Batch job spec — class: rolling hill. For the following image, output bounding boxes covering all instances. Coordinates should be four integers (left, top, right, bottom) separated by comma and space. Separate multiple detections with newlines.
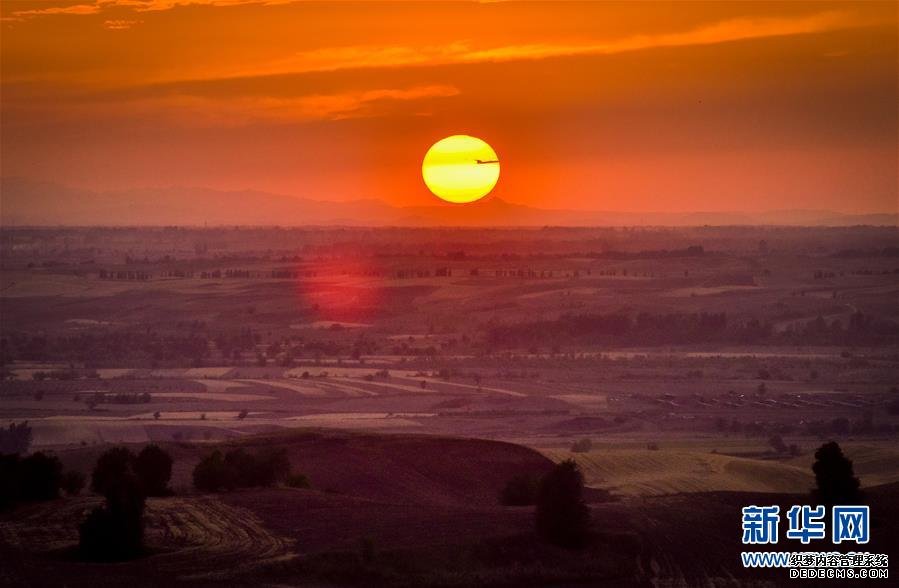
2, 177, 895, 227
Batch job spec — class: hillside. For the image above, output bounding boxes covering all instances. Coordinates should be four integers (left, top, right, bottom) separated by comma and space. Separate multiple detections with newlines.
56, 430, 557, 508
544, 443, 899, 497
3, 177, 896, 227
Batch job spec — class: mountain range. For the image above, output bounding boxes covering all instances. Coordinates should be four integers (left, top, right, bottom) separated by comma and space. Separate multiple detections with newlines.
1, 177, 895, 227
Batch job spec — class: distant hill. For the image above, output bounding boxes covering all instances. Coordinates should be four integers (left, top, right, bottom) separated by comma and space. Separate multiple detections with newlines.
0, 177, 399, 226
2, 177, 895, 227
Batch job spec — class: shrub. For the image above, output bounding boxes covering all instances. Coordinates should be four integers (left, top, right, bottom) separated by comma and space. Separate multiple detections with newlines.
570, 438, 593, 453
0, 455, 21, 508
18, 452, 63, 501
535, 460, 590, 548
61, 470, 86, 496
812, 441, 860, 505
500, 473, 540, 506
285, 473, 311, 489
257, 448, 291, 486
223, 448, 257, 487
193, 447, 293, 492
193, 450, 232, 492
0, 421, 32, 455
768, 435, 788, 454
134, 445, 172, 496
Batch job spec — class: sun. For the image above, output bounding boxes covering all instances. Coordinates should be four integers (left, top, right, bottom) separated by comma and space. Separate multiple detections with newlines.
422, 135, 499, 203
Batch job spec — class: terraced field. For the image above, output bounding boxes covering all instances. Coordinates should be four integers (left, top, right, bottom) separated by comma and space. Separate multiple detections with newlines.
146, 496, 296, 580
544, 448, 815, 496
0, 496, 295, 584
785, 443, 899, 487
545, 442, 899, 497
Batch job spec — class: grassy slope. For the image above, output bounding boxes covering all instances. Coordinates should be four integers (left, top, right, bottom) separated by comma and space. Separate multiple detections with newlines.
544, 442, 899, 497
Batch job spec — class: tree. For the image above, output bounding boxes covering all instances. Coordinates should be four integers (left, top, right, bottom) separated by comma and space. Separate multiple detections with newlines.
256, 447, 290, 486
0, 421, 32, 455
193, 450, 232, 492
285, 473, 310, 489
193, 447, 292, 492
61, 470, 86, 496
134, 445, 172, 496
79, 468, 145, 561
0, 453, 63, 507
500, 473, 540, 506
535, 460, 590, 548
91, 447, 136, 496
0, 454, 20, 509
812, 441, 860, 505
768, 435, 788, 454
18, 452, 63, 501
80, 446, 149, 560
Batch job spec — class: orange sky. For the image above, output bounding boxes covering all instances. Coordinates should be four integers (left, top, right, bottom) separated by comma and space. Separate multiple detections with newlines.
1, 0, 897, 213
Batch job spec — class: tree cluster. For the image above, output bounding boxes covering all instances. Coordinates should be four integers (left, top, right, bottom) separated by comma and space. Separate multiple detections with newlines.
79, 444, 173, 560
193, 447, 292, 492
487, 310, 899, 348
0, 421, 32, 455
1, 453, 64, 508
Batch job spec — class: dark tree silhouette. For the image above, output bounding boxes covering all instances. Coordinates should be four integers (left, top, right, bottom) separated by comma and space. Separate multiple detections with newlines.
193, 447, 292, 492
535, 459, 590, 548
0, 454, 20, 508
134, 445, 172, 496
1, 452, 63, 506
0, 421, 32, 455
257, 447, 291, 486
18, 452, 63, 501
79, 469, 145, 561
812, 441, 860, 505
193, 450, 231, 492
90, 447, 136, 496
61, 470, 86, 496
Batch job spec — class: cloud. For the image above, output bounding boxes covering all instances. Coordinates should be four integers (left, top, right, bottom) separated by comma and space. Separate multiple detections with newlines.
141, 83, 461, 125
104, 18, 142, 29
231, 10, 873, 78
9, 0, 295, 18
10, 4, 102, 17
5, 83, 461, 126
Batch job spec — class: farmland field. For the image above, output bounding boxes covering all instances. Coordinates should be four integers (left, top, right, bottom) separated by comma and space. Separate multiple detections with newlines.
2, 226, 898, 586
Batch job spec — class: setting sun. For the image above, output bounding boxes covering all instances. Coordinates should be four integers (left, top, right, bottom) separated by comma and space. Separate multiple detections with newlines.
422, 135, 499, 204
